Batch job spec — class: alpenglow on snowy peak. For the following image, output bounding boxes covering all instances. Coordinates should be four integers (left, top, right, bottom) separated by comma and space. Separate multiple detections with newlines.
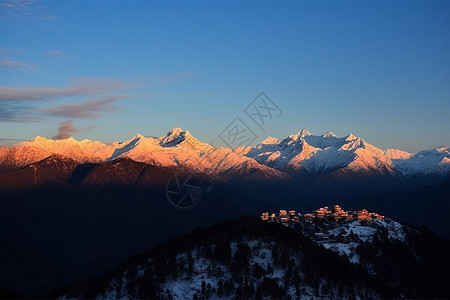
0, 127, 449, 178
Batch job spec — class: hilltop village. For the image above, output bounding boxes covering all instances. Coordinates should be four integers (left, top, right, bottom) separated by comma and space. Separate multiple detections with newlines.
261, 205, 385, 243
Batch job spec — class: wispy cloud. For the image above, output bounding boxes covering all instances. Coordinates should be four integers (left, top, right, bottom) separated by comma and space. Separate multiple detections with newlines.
0, 77, 133, 123
0, 77, 132, 101
0, 49, 30, 71
42, 95, 126, 119
0, 0, 35, 19
0, 0, 58, 20
0, 74, 193, 124
0, 59, 29, 69
42, 50, 66, 58
0, 101, 40, 122
53, 120, 94, 140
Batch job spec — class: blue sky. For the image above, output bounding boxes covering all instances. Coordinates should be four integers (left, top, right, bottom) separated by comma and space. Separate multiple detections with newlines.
0, 0, 449, 153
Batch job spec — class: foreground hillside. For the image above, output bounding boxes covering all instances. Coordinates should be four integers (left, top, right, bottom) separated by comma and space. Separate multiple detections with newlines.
53, 216, 450, 300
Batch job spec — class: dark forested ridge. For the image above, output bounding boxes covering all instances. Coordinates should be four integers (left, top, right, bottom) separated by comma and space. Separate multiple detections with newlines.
51, 217, 450, 300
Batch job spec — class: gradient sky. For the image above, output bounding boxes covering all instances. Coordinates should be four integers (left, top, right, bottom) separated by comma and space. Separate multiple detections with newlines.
1, 0, 449, 153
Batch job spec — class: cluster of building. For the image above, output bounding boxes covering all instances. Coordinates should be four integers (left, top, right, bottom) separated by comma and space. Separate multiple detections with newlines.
261, 209, 300, 223
261, 205, 386, 244
261, 205, 384, 226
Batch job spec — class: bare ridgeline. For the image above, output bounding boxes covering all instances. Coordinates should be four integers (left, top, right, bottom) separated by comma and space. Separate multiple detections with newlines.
261, 205, 386, 244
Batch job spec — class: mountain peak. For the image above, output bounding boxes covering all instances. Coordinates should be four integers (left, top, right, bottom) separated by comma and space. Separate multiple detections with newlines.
132, 133, 145, 140
436, 146, 450, 153
159, 127, 188, 146
289, 129, 311, 141
168, 127, 183, 136
65, 136, 77, 142
29, 136, 48, 143
346, 133, 357, 141
322, 131, 337, 138
260, 136, 280, 145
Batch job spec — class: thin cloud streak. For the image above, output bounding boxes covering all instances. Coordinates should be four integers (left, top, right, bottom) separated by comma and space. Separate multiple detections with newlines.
42, 50, 66, 57
0, 59, 28, 69
0, 0, 35, 19
0, 74, 193, 123
42, 95, 126, 119
0, 77, 132, 122
0, 0, 58, 20
0, 102, 41, 123
0, 77, 132, 101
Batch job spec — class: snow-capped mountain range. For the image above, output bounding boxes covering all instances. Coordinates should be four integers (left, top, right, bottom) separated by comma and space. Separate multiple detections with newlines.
1, 127, 449, 178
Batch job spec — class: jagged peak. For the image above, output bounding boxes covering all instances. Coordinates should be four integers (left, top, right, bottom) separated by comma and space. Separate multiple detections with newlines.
322, 131, 337, 138
132, 133, 145, 140
158, 127, 200, 147
436, 146, 450, 153
29, 136, 48, 142
168, 127, 183, 136
80, 138, 97, 144
159, 127, 184, 144
345, 133, 357, 141
260, 136, 280, 145
43, 136, 78, 143
289, 129, 311, 141
28, 135, 78, 145
184, 129, 193, 138
415, 146, 450, 156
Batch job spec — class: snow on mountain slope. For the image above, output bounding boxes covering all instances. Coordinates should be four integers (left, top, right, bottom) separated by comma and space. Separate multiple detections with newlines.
105, 128, 285, 179
108, 128, 214, 165
237, 132, 321, 171
0, 127, 283, 179
393, 146, 450, 176
0, 127, 448, 178
383, 149, 412, 160
305, 134, 396, 174
322, 219, 406, 264
299, 145, 356, 173
260, 136, 280, 145
0, 136, 116, 169
244, 130, 397, 175
112, 130, 207, 170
